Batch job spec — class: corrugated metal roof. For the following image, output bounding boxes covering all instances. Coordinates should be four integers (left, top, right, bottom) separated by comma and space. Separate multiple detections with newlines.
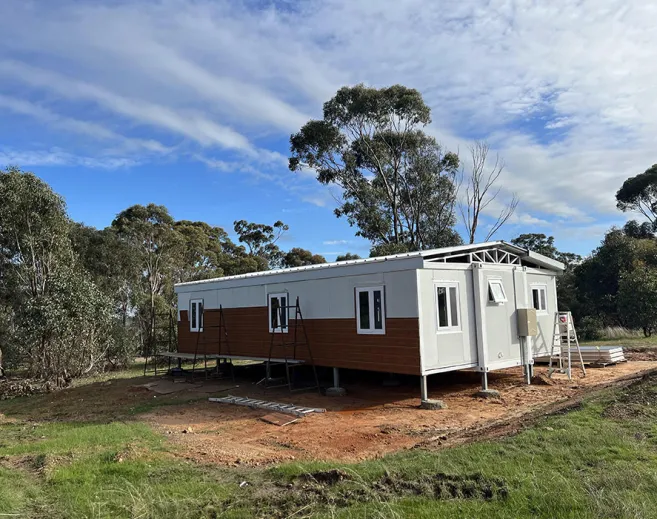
174, 240, 563, 289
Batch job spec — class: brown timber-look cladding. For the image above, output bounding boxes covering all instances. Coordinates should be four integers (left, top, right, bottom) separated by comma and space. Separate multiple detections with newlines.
178, 307, 420, 375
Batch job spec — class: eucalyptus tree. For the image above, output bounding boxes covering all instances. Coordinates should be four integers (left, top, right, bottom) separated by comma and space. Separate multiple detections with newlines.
290, 84, 462, 255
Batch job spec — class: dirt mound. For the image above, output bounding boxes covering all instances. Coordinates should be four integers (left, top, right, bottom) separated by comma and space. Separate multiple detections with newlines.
375, 471, 508, 501
0, 378, 54, 400
626, 349, 657, 362
0, 453, 72, 477
602, 373, 657, 420
531, 373, 555, 386
245, 470, 508, 518
300, 468, 351, 485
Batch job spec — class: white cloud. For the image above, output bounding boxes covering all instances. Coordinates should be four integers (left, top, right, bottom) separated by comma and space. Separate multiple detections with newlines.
1, 0, 657, 238
323, 239, 351, 245
0, 148, 138, 169
0, 60, 253, 153
0, 94, 168, 154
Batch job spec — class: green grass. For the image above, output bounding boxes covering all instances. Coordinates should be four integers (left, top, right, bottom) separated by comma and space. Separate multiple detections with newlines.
582, 334, 657, 349
2, 374, 657, 517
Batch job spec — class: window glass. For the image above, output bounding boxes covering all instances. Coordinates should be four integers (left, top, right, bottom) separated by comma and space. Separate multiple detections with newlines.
359, 290, 370, 329
270, 296, 280, 329
436, 284, 460, 330
532, 287, 547, 312
280, 296, 287, 329
437, 286, 448, 327
269, 294, 288, 332
449, 286, 458, 326
356, 287, 385, 334
373, 290, 383, 329
488, 280, 506, 303
190, 300, 203, 332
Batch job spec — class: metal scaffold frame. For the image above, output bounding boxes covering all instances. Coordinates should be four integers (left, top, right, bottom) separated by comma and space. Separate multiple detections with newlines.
264, 296, 320, 393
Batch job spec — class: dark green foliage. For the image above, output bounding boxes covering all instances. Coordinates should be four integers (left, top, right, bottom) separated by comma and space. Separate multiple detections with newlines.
335, 253, 361, 262
576, 315, 604, 341
0, 167, 116, 381
574, 229, 657, 327
15, 265, 115, 381
282, 248, 326, 268
111, 204, 182, 356
70, 223, 139, 330
511, 233, 559, 258
290, 84, 462, 252
511, 233, 582, 267
0, 167, 328, 376
233, 219, 289, 269
369, 241, 416, 257
616, 164, 657, 222
618, 266, 657, 336
173, 221, 226, 282
622, 219, 655, 239
511, 234, 582, 312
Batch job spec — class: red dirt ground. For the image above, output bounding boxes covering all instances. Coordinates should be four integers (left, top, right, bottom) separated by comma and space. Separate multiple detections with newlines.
143, 360, 657, 466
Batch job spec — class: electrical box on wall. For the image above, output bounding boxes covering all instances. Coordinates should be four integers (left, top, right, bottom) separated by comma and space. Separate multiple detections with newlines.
517, 308, 538, 337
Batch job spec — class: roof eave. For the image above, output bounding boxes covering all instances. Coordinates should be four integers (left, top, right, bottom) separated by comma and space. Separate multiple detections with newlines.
525, 250, 565, 272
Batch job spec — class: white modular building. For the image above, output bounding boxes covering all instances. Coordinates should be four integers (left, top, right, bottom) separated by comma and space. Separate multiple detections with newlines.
174, 242, 563, 397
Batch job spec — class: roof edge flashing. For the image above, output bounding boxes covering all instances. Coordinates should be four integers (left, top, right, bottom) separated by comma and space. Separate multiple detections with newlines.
174, 241, 563, 290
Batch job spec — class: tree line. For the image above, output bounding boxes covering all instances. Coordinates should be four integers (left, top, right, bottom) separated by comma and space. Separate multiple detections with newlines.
509, 164, 657, 339
0, 84, 519, 383
289, 84, 657, 339
2, 83, 652, 383
0, 168, 332, 382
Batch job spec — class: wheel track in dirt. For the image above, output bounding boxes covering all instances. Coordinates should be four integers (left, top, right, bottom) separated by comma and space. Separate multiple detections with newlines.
416, 366, 657, 450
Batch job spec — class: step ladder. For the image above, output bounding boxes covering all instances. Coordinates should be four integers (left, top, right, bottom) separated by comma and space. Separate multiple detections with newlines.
548, 311, 586, 380
264, 296, 321, 394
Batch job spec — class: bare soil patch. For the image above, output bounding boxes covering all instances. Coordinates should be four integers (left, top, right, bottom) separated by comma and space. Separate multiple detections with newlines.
625, 348, 657, 362
4, 360, 656, 467
142, 361, 657, 466
602, 370, 657, 420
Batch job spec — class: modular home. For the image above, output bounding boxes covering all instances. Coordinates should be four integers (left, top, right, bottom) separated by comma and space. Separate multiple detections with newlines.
174, 242, 563, 399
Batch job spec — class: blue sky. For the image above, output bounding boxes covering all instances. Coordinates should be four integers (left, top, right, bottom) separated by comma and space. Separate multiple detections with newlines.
2, 0, 654, 258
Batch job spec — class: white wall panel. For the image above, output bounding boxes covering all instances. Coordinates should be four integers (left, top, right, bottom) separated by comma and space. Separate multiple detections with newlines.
418, 268, 478, 373
178, 269, 419, 319
527, 271, 558, 356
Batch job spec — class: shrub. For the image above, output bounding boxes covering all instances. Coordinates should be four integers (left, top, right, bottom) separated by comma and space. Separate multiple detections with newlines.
577, 316, 604, 341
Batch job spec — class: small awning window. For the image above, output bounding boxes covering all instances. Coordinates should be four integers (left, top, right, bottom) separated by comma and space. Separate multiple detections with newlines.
488, 279, 507, 303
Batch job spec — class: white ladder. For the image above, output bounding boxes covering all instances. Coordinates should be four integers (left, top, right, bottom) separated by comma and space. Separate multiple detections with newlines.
548, 312, 586, 380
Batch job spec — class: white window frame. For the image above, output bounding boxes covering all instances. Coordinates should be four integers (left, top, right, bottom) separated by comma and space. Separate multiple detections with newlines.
189, 299, 204, 332
268, 292, 289, 333
488, 279, 507, 304
531, 285, 548, 314
435, 282, 461, 333
355, 286, 386, 335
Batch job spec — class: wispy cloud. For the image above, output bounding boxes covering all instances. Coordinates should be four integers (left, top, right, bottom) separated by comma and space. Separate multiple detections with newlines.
0, 94, 168, 154
323, 239, 351, 245
0, 60, 253, 152
1, 0, 657, 238
0, 147, 138, 169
